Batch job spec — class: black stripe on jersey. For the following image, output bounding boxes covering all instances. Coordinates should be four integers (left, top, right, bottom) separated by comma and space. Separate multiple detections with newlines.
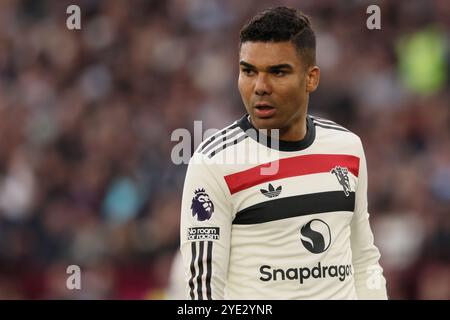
200, 123, 238, 152
206, 241, 213, 300
196, 241, 205, 300
233, 191, 355, 225
311, 116, 339, 126
312, 117, 349, 130
313, 122, 350, 133
202, 127, 241, 155
189, 242, 196, 299
207, 133, 247, 158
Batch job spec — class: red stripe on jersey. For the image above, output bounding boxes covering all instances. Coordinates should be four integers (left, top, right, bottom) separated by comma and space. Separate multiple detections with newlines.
224, 154, 360, 195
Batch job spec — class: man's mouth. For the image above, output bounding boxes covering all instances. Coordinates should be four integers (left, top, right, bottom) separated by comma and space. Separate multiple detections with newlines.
254, 104, 276, 118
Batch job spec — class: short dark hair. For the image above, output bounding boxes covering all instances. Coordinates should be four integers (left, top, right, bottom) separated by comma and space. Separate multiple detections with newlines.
239, 6, 316, 67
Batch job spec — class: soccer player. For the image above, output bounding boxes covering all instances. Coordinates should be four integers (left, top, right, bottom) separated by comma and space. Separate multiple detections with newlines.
180, 6, 388, 299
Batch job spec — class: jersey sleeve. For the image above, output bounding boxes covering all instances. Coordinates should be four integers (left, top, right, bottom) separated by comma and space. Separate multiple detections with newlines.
350, 139, 388, 299
180, 152, 233, 300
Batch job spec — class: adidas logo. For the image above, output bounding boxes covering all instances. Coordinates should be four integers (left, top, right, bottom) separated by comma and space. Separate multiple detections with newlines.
260, 183, 282, 198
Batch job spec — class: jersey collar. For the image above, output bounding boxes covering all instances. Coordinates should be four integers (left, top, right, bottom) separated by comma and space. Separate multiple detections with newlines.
236, 114, 316, 152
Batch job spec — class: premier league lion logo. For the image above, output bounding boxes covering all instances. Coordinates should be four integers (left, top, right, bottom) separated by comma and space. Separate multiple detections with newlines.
191, 188, 214, 221
331, 166, 351, 197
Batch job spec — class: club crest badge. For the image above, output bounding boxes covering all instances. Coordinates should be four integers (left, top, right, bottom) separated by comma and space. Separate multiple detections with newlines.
331, 166, 351, 197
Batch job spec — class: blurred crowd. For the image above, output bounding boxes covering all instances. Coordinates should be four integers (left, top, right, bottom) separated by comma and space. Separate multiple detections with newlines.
0, 0, 449, 299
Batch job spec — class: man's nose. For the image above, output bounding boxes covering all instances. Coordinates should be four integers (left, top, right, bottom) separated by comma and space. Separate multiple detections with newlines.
255, 73, 272, 96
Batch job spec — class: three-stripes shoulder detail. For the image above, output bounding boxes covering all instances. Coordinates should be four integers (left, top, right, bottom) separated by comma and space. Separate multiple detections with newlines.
310, 116, 351, 133
198, 122, 247, 159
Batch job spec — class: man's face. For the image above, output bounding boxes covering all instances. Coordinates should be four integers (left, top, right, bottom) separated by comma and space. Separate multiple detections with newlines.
238, 41, 316, 131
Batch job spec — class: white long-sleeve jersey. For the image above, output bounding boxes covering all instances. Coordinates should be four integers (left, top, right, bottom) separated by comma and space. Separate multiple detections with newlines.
180, 114, 388, 300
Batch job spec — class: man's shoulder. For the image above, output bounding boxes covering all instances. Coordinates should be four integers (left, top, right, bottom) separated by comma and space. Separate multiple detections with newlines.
309, 114, 364, 155
193, 117, 247, 160
310, 115, 360, 139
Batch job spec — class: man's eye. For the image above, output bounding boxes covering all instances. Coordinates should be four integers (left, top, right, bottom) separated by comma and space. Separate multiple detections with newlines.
242, 68, 255, 76
272, 70, 285, 77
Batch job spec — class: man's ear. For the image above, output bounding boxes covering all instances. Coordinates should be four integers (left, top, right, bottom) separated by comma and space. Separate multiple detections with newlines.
306, 66, 320, 93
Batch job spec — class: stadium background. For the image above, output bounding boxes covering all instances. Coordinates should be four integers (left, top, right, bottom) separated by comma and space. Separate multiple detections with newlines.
0, 0, 449, 299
